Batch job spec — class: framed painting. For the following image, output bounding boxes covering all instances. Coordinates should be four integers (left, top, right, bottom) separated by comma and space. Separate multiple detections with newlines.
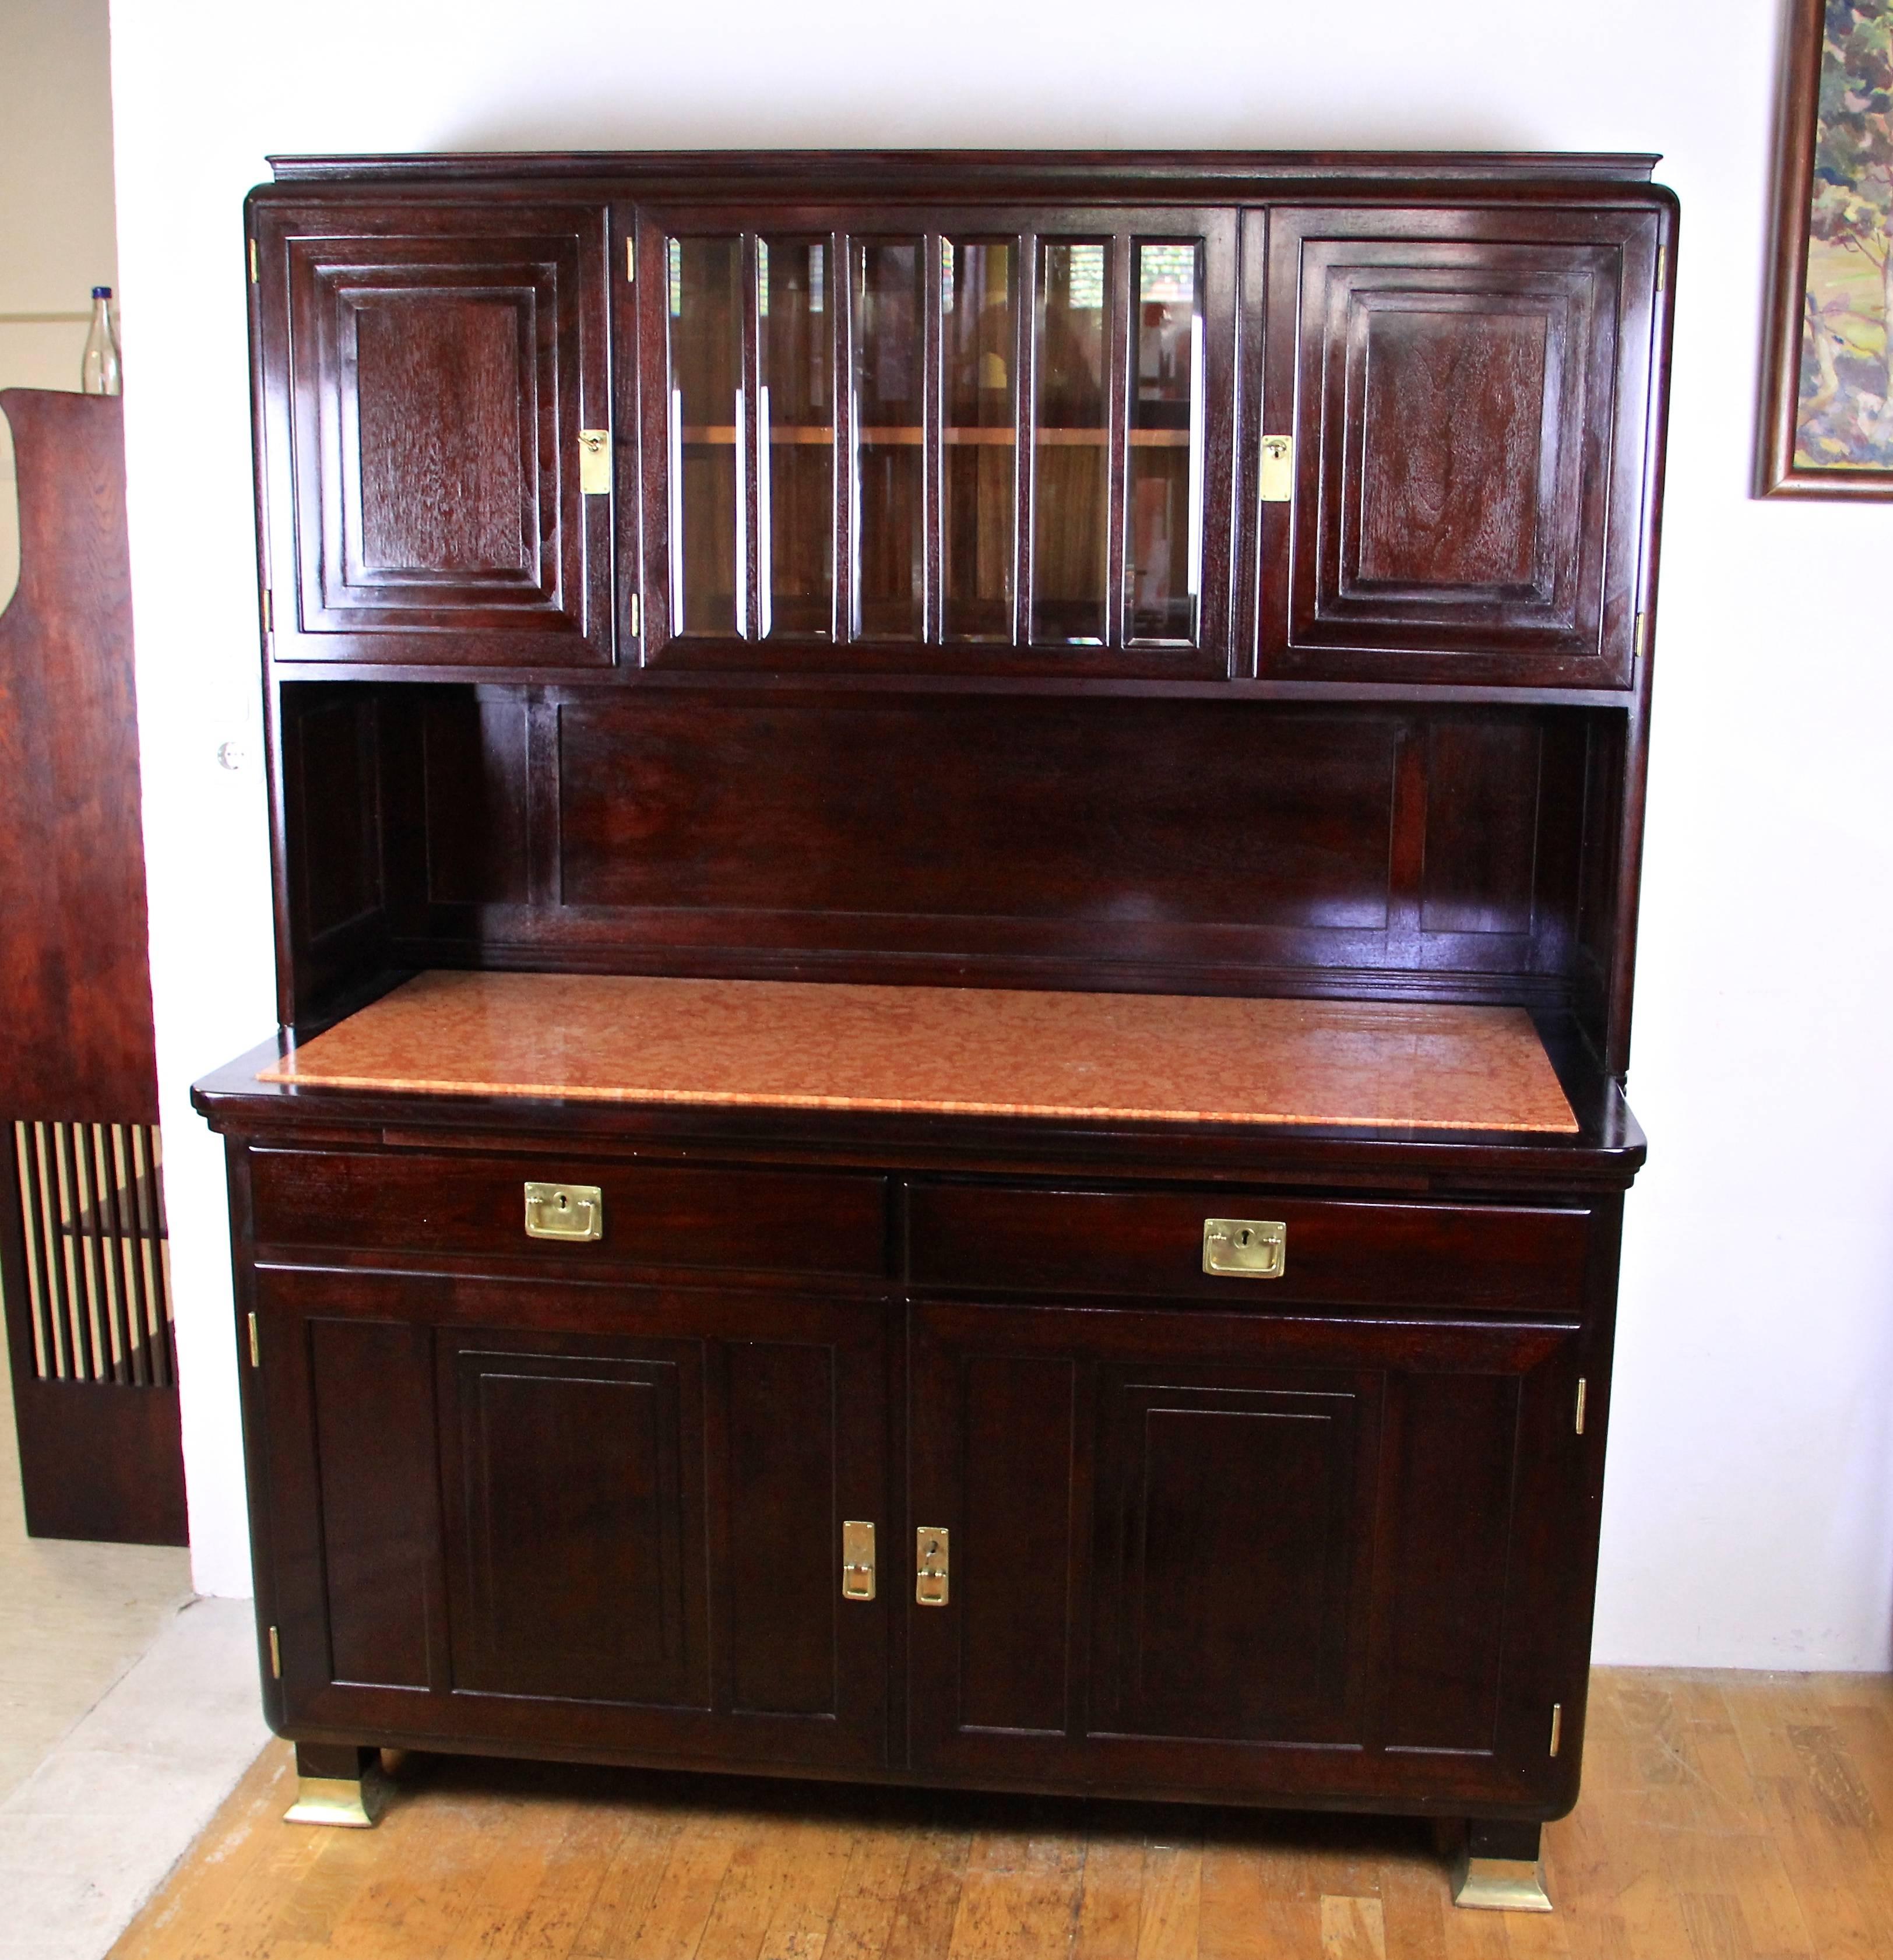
1760, 0, 1893, 497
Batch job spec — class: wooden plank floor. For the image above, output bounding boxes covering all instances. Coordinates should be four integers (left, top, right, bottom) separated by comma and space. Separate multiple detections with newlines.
109, 1670, 1893, 1960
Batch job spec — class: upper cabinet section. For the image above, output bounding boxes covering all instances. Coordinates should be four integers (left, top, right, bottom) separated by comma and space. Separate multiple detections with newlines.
253, 202, 613, 671
1254, 206, 1663, 689
634, 207, 1237, 678
248, 157, 1672, 691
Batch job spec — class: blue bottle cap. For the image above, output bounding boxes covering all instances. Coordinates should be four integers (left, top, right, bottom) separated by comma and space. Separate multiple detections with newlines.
92, 286, 111, 298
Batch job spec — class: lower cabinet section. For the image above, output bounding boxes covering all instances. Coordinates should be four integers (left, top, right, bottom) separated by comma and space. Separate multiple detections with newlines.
252, 1268, 889, 1772
247, 1262, 1591, 1814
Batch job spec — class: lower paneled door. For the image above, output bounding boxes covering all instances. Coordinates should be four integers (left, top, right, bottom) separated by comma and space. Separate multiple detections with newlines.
249, 1268, 889, 1773
906, 1300, 1583, 1808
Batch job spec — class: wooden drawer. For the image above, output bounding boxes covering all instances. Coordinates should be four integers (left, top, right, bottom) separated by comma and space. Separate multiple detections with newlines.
905, 1184, 1588, 1314
249, 1149, 889, 1278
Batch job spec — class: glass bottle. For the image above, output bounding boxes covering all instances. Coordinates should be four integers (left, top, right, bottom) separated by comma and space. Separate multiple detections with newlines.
80, 287, 121, 396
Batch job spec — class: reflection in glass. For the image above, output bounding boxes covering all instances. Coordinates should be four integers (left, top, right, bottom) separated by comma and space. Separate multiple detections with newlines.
852, 241, 924, 640
1128, 241, 1204, 642
667, 237, 745, 636
1032, 240, 1111, 645
942, 241, 1016, 642
758, 238, 832, 638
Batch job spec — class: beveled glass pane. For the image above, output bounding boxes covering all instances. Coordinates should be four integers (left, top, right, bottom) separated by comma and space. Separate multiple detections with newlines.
1032, 240, 1111, 645
943, 240, 1016, 642
667, 237, 744, 636
758, 238, 833, 639
1128, 241, 1204, 642
852, 240, 924, 641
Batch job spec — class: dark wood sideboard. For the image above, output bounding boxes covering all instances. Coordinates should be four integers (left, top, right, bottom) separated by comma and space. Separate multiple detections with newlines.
192, 149, 1674, 1913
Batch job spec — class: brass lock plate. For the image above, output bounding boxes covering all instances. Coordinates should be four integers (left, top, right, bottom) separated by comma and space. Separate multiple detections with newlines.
578, 428, 611, 495
523, 1181, 603, 1242
1258, 434, 1293, 502
916, 1525, 950, 1606
841, 1519, 877, 1600
1202, 1217, 1286, 1278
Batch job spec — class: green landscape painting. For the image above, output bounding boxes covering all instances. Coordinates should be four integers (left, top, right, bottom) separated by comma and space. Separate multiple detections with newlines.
1796, 2, 1893, 469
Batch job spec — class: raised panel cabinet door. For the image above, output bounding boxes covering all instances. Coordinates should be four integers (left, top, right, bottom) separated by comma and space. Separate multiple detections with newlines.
244, 1265, 886, 1773
435, 1293, 890, 1772
255, 202, 613, 669
907, 1300, 1586, 1809
1255, 206, 1660, 687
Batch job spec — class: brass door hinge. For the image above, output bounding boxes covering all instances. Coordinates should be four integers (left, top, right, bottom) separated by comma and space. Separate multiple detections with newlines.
249, 238, 259, 285
579, 430, 611, 496
247, 1312, 260, 1368
1258, 434, 1293, 503
268, 1626, 282, 1679
841, 1520, 876, 1600
1633, 611, 1648, 661
916, 1526, 950, 1606
1549, 1702, 1563, 1757
1656, 244, 1667, 293
629, 593, 640, 637
1575, 1378, 1587, 1435
261, 589, 273, 636
627, 237, 635, 284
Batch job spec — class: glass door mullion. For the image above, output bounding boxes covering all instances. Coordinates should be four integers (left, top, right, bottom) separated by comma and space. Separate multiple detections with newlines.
741, 232, 763, 642
836, 231, 857, 639
1105, 231, 1134, 652
922, 234, 945, 645
828, 230, 848, 644
1014, 229, 1039, 648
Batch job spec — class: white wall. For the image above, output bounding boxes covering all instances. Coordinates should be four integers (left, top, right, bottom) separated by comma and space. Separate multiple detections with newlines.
0, 0, 118, 608
108, 0, 1893, 1662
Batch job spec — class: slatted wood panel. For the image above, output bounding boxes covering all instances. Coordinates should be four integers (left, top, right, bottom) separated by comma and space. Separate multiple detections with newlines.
105, 1669, 1893, 1960
8, 1121, 174, 1388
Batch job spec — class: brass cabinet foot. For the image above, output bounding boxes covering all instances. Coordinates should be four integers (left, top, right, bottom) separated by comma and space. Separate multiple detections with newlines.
283, 1772, 385, 1827
1451, 1820, 1550, 1910
1450, 1850, 1552, 1911
284, 1744, 386, 1828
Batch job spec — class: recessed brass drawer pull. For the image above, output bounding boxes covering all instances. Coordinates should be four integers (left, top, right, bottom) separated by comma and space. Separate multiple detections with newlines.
523, 1181, 603, 1241
1202, 1217, 1286, 1278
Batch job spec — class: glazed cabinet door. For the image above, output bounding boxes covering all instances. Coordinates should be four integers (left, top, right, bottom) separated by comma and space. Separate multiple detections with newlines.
247, 1267, 887, 1773
907, 1300, 1586, 1808
253, 202, 614, 671
634, 206, 1237, 677
1254, 205, 1661, 688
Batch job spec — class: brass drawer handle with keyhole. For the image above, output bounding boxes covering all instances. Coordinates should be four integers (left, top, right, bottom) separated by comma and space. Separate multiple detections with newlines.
523, 1182, 604, 1242
1202, 1217, 1286, 1278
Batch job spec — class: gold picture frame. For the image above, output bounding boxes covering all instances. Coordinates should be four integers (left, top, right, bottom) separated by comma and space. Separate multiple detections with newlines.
1759, 0, 1893, 497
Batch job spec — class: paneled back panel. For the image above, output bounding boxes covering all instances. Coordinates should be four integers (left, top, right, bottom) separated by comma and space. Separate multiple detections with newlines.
272, 684, 1610, 1021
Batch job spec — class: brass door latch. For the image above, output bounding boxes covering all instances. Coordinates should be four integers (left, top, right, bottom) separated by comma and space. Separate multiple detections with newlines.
916, 1526, 950, 1606
841, 1520, 877, 1600
1202, 1217, 1286, 1278
579, 429, 611, 495
523, 1182, 603, 1241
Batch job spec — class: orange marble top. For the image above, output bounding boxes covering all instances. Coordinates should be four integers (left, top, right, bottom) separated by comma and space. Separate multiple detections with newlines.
258, 972, 1578, 1134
